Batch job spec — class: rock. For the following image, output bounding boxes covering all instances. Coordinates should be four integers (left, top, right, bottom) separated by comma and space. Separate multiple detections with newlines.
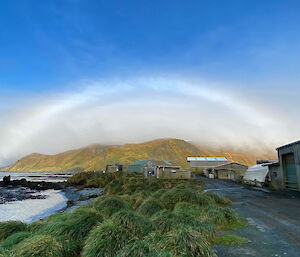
3, 175, 11, 185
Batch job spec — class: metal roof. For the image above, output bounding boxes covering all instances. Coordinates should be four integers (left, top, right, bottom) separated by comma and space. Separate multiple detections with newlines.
187, 157, 228, 162
276, 140, 300, 150
128, 160, 151, 166
128, 159, 180, 168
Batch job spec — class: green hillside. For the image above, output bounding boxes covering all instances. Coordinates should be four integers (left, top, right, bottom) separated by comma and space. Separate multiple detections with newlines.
0, 138, 276, 172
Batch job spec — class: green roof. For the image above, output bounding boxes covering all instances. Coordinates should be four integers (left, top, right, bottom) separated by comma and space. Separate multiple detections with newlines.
128, 160, 151, 166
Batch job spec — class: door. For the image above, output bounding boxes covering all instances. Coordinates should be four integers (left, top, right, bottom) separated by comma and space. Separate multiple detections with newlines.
283, 153, 298, 191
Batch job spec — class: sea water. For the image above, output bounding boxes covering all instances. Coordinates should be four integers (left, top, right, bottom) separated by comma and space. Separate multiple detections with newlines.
0, 189, 67, 223
0, 171, 71, 223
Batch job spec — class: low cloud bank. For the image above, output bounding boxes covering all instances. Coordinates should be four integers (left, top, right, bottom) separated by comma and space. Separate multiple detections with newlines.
0, 75, 298, 166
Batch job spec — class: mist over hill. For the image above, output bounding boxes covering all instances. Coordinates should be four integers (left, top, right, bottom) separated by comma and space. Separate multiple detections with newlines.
0, 138, 277, 172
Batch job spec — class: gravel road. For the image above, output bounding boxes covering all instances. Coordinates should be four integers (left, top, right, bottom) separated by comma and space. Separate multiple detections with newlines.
197, 176, 300, 257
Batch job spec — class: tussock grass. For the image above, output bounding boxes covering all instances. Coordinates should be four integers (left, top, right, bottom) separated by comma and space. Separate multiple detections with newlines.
152, 210, 187, 233
91, 195, 131, 218
160, 187, 211, 210
121, 191, 146, 210
206, 206, 227, 226
0, 221, 27, 241
82, 221, 132, 257
151, 189, 168, 199
111, 210, 153, 238
222, 207, 240, 223
0, 246, 10, 257
157, 228, 217, 257
223, 220, 248, 231
213, 234, 247, 245
37, 208, 103, 242
152, 210, 216, 241
206, 206, 241, 228
12, 234, 64, 257
137, 198, 165, 218
4, 172, 243, 256
115, 239, 172, 257
0, 232, 33, 250
27, 220, 46, 233
204, 192, 232, 206
174, 202, 206, 219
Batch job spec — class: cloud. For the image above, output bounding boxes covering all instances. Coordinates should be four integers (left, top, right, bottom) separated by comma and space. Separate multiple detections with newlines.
0, 75, 298, 167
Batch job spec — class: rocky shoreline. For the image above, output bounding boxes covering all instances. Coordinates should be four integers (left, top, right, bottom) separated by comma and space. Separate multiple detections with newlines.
0, 176, 66, 204
0, 175, 103, 220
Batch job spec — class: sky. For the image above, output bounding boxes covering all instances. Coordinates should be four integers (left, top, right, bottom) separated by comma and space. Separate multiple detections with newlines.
1, 0, 300, 166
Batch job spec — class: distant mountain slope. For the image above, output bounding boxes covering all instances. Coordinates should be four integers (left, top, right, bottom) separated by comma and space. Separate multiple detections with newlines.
0, 139, 276, 172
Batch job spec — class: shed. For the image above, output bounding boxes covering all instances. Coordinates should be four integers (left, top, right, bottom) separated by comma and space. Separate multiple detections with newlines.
127, 160, 182, 178
263, 162, 280, 190
275, 140, 300, 191
187, 157, 228, 174
205, 162, 248, 182
105, 163, 127, 173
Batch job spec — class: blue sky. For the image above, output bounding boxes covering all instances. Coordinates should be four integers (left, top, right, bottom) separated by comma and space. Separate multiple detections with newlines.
1, 0, 300, 91
0, 1, 300, 166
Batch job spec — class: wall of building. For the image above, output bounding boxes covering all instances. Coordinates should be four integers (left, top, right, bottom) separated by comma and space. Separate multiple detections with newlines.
269, 165, 281, 190
277, 144, 300, 191
204, 163, 247, 182
128, 164, 143, 173
157, 168, 190, 179
189, 161, 228, 175
188, 161, 228, 168
143, 161, 157, 178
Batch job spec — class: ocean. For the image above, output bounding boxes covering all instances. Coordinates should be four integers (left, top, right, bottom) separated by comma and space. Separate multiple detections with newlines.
0, 171, 72, 223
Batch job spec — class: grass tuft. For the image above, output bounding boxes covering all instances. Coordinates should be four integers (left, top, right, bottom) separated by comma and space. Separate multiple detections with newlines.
213, 234, 247, 245
137, 198, 164, 218
111, 210, 154, 238
0, 221, 27, 241
12, 234, 64, 257
203, 192, 232, 206
37, 208, 102, 243
82, 221, 132, 257
160, 187, 211, 210
91, 195, 131, 218
0, 232, 33, 250
223, 220, 248, 231
158, 228, 217, 257
115, 239, 172, 257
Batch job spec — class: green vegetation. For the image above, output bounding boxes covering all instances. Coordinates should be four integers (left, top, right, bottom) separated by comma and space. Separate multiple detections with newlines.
0, 221, 27, 241
82, 221, 131, 257
213, 234, 247, 245
0, 172, 247, 256
115, 239, 172, 257
156, 228, 216, 257
137, 198, 164, 217
13, 234, 64, 257
223, 220, 248, 231
0, 231, 33, 250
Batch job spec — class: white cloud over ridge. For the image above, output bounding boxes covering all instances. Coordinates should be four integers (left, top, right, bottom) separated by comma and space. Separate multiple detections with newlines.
0, 75, 298, 167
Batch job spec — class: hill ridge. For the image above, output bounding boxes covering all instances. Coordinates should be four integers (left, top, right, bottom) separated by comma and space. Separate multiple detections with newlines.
0, 138, 276, 172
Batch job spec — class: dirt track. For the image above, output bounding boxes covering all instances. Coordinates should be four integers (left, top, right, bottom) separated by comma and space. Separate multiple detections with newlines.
197, 176, 300, 257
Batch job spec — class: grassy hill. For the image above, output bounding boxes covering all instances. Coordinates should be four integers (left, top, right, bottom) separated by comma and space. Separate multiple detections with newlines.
0, 138, 276, 172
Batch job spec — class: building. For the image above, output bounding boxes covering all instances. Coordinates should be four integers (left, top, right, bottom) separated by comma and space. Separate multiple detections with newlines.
270, 140, 300, 191
157, 168, 191, 179
204, 162, 248, 182
127, 160, 189, 179
187, 157, 228, 174
105, 163, 127, 173
265, 162, 280, 189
